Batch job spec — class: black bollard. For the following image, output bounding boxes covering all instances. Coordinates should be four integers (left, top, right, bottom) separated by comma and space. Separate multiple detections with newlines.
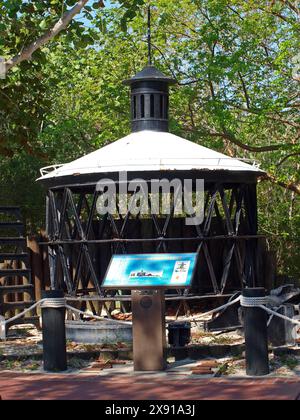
243, 288, 269, 376
41, 290, 67, 372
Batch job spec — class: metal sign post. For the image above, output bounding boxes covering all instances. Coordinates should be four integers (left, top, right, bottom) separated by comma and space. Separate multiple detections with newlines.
132, 289, 166, 371
102, 253, 197, 372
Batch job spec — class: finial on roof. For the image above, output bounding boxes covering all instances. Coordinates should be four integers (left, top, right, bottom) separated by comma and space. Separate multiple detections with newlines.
147, 4, 152, 66
122, 2, 176, 133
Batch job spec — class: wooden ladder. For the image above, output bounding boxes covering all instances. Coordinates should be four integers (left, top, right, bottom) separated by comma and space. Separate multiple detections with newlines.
0, 207, 40, 331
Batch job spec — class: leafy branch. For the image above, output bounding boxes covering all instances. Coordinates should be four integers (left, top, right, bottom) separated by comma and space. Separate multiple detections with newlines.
4, 0, 104, 73
261, 173, 300, 196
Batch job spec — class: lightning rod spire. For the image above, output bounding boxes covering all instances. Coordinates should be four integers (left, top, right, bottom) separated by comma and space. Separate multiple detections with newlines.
147, 4, 152, 66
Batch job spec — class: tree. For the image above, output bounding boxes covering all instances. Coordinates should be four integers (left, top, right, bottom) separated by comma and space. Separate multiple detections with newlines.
2, 0, 95, 73
0, 0, 145, 74
0, 0, 145, 157
0, 0, 143, 228
0, 0, 299, 276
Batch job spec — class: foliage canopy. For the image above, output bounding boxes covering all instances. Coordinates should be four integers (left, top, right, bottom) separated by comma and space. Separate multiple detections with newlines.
0, 0, 299, 276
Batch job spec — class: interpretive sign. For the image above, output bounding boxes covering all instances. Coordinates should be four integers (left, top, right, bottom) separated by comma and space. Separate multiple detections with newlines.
102, 253, 198, 289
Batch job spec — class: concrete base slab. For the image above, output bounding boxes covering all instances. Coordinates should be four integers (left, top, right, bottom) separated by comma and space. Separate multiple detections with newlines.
65, 321, 132, 345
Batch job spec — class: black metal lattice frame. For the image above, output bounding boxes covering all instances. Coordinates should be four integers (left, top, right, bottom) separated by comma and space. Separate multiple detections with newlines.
43, 180, 263, 305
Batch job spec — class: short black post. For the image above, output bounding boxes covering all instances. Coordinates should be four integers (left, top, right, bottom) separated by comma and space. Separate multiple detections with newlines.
41, 290, 67, 372
243, 288, 269, 376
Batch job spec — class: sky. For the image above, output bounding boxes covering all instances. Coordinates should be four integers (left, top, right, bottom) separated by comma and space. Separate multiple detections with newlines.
74, 0, 114, 28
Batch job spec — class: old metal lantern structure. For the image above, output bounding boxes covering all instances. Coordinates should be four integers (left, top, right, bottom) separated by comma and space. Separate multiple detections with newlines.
38, 14, 266, 308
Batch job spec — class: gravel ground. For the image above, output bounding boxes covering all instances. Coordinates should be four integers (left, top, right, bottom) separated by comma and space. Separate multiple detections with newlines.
1, 324, 300, 378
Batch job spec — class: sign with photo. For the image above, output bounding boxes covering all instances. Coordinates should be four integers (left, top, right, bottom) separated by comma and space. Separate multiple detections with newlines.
102, 253, 198, 289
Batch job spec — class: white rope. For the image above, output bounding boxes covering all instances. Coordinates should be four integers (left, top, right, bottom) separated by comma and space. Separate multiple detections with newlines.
239, 296, 300, 328
182, 295, 300, 331
1, 298, 66, 327
267, 305, 284, 327
40, 298, 66, 309
259, 305, 300, 327
0, 299, 48, 340
2, 299, 47, 325
1, 293, 300, 341
267, 312, 275, 328
64, 304, 132, 326
240, 295, 268, 307
180, 295, 242, 323
1, 295, 242, 329
0, 297, 131, 340
65, 304, 103, 320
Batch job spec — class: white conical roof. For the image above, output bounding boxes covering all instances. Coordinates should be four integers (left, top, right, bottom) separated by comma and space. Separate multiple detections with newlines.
38, 130, 263, 182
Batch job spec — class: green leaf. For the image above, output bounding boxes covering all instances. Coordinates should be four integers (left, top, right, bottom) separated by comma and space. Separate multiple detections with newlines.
39, 19, 48, 30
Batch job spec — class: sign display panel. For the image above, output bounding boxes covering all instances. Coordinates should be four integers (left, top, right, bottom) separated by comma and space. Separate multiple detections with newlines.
102, 253, 198, 289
